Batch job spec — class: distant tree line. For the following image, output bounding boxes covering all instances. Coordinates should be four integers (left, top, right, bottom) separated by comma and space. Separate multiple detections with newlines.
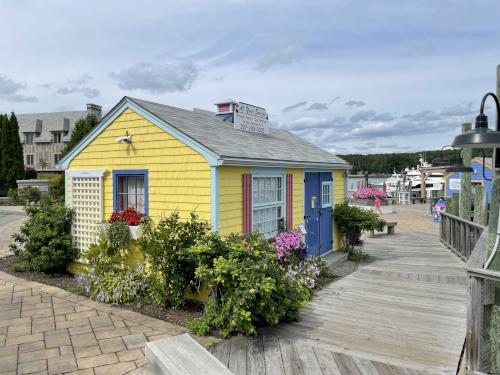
0, 113, 25, 195
340, 149, 493, 174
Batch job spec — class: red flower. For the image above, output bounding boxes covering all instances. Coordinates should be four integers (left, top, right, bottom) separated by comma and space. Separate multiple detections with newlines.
109, 207, 143, 226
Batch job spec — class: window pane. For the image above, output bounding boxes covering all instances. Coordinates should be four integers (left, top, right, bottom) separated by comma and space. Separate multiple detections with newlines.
128, 177, 136, 195
118, 176, 126, 194
137, 177, 145, 194
136, 195, 145, 213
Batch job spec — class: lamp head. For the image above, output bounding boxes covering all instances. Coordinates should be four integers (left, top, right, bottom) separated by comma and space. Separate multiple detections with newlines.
444, 162, 474, 173
452, 92, 500, 148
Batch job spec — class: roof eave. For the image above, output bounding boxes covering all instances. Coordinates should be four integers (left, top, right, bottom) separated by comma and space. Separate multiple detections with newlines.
219, 157, 351, 170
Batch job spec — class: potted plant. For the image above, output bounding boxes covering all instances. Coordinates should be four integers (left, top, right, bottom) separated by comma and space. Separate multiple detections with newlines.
109, 207, 145, 240
351, 187, 390, 206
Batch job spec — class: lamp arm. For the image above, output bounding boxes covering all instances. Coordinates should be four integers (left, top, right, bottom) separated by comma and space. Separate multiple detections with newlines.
479, 92, 500, 131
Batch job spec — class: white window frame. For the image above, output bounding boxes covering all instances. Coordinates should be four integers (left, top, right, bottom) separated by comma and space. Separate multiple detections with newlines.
53, 132, 62, 144
321, 181, 333, 208
251, 173, 286, 237
25, 133, 34, 145
26, 154, 34, 166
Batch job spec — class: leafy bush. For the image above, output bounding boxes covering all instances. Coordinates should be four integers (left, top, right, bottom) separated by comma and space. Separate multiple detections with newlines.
75, 224, 148, 304
352, 188, 389, 199
109, 207, 144, 226
8, 187, 42, 205
76, 265, 149, 304
333, 201, 385, 251
137, 211, 212, 308
10, 196, 78, 272
49, 174, 65, 200
187, 233, 310, 337
106, 220, 131, 256
24, 166, 37, 179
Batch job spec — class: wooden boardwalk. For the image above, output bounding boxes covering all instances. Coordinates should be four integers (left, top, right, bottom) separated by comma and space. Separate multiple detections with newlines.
211, 213, 467, 374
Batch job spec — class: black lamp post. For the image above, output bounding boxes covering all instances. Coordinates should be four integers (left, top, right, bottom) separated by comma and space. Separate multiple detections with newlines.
452, 92, 500, 164
432, 145, 452, 166
444, 148, 475, 173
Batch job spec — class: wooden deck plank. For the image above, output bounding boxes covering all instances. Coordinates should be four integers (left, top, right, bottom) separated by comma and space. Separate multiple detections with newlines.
228, 335, 247, 375
246, 336, 266, 375
312, 346, 343, 375
279, 338, 305, 375
262, 335, 285, 375
294, 340, 324, 375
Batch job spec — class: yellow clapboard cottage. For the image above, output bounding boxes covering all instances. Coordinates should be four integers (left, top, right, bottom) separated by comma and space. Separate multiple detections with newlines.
59, 97, 350, 256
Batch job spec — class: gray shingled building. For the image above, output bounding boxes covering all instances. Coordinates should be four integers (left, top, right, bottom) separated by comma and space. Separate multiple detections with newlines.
17, 104, 101, 171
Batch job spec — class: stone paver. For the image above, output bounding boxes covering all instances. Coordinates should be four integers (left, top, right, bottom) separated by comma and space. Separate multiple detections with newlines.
0, 271, 186, 374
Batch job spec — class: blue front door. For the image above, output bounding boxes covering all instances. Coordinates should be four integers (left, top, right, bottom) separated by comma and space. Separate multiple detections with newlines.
304, 172, 333, 256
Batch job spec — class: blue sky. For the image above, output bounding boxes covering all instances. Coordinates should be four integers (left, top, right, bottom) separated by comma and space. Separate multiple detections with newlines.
1, 0, 499, 154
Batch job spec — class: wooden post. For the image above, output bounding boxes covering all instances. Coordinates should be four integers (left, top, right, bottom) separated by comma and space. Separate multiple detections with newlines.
466, 275, 483, 372
420, 172, 427, 199
473, 186, 488, 226
460, 123, 473, 220
487, 64, 500, 270
448, 193, 459, 216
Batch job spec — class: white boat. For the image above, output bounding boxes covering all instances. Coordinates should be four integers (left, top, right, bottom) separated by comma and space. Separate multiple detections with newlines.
385, 159, 444, 197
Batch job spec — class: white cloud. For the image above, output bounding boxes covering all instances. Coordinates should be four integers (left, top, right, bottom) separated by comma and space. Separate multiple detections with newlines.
0, 75, 37, 102
256, 44, 302, 71
111, 59, 198, 94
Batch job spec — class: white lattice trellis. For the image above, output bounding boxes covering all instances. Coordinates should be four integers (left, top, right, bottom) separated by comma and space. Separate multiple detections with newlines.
67, 170, 106, 252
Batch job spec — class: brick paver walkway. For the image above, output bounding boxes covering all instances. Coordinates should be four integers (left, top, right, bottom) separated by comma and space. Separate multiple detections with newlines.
0, 272, 187, 375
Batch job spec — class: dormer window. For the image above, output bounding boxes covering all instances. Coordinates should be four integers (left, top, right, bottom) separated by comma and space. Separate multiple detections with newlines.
25, 133, 34, 145
53, 132, 62, 144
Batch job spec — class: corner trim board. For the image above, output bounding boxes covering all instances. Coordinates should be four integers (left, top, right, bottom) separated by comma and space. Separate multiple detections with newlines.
210, 166, 219, 231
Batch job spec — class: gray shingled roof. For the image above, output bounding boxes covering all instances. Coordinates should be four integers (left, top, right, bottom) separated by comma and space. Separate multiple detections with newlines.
17, 110, 88, 143
128, 97, 349, 168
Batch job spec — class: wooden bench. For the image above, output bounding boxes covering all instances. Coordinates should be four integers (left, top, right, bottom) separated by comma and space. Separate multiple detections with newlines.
145, 333, 232, 375
366, 221, 397, 237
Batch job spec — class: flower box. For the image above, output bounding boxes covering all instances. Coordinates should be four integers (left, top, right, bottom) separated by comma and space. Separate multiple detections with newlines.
128, 225, 142, 240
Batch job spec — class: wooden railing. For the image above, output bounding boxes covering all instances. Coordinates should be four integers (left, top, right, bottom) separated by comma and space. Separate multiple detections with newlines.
440, 212, 486, 261
464, 230, 500, 374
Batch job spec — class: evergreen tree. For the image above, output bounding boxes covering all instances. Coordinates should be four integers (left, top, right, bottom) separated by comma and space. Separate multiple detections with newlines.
61, 115, 98, 157
0, 114, 10, 194
8, 113, 25, 182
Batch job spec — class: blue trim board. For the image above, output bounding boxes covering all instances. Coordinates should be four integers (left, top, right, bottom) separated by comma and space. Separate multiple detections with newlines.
210, 166, 219, 231
59, 97, 220, 169
112, 169, 149, 215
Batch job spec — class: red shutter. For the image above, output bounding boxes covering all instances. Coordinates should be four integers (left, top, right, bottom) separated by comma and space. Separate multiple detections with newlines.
286, 174, 293, 229
242, 174, 252, 234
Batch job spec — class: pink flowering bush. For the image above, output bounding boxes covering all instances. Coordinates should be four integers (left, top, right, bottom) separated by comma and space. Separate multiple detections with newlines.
352, 187, 389, 200
271, 229, 307, 263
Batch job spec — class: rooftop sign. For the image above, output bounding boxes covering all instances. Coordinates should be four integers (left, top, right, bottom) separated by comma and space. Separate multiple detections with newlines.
234, 102, 269, 134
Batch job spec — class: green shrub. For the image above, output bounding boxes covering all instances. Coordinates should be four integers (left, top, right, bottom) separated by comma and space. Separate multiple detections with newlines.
137, 211, 212, 308
49, 174, 65, 200
188, 233, 310, 337
105, 221, 131, 256
333, 201, 385, 251
75, 224, 148, 305
8, 187, 41, 205
10, 196, 78, 273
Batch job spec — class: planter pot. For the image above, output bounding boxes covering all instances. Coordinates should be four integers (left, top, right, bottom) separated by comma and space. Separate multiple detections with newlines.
352, 198, 389, 206
128, 225, 142, 240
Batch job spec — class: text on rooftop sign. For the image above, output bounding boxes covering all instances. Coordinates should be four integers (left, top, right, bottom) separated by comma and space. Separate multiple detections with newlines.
234, 102, 269, 134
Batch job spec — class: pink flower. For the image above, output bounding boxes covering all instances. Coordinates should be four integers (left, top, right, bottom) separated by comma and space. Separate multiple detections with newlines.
272, 230, 307, 262
352, 188, 389, 200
